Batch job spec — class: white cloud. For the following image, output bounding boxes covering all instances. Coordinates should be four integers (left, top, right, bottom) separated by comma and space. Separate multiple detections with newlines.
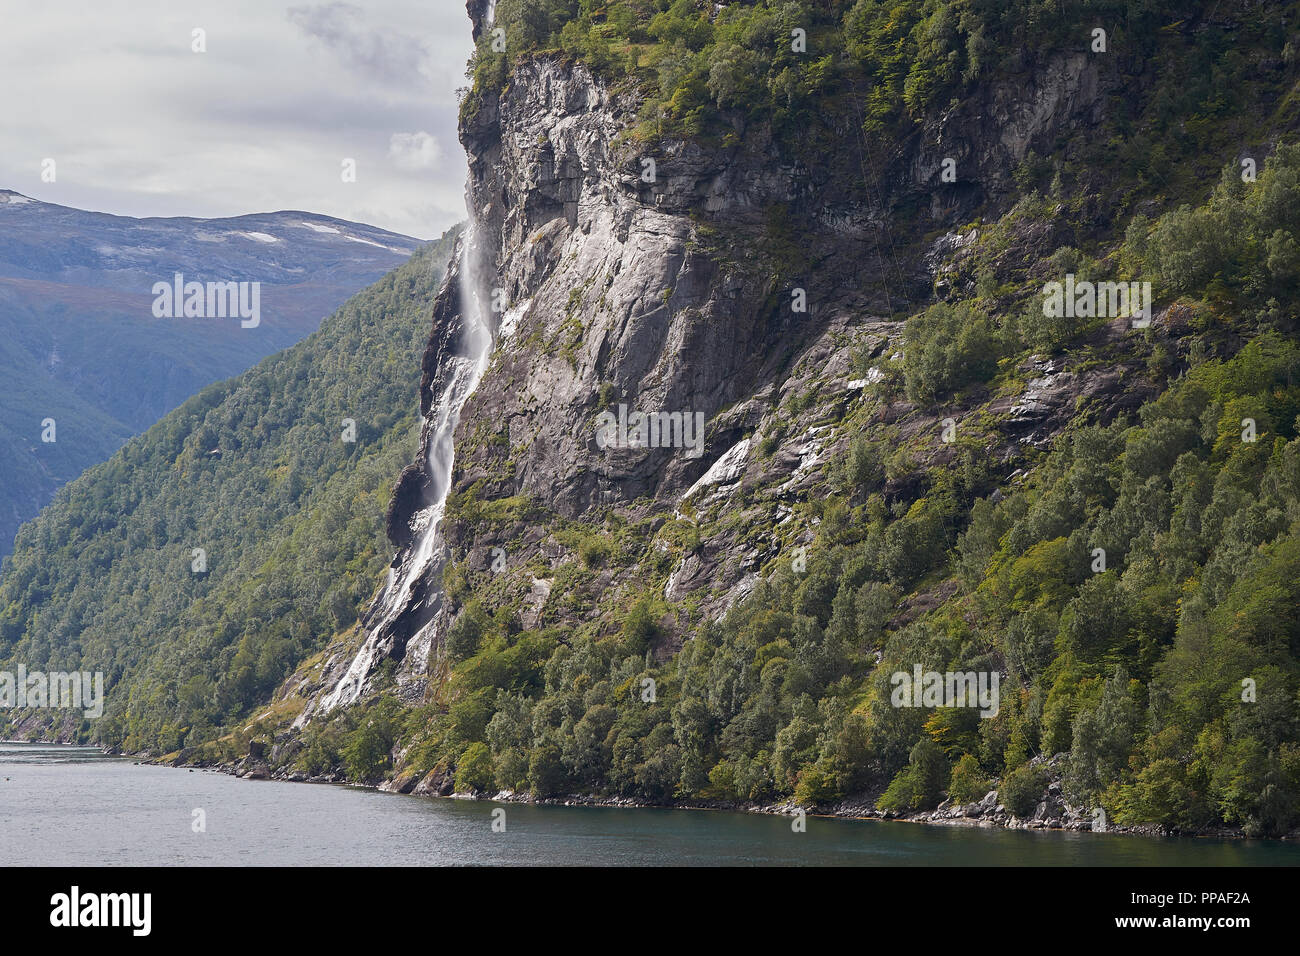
0, 0, 474, 239
388, 132, 441, 171
287, 2, 430, 85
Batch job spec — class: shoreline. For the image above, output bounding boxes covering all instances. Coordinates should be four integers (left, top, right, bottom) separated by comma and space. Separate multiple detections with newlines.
175, 751, 1283, 843
5, 737, 1290, 842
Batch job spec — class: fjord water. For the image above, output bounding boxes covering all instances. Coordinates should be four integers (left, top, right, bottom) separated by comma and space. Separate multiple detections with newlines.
2, 743, 1295, 866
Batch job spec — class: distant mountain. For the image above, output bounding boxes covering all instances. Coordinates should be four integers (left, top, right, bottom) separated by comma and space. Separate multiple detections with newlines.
0, 229, 460, 747
0, 190, 420, 559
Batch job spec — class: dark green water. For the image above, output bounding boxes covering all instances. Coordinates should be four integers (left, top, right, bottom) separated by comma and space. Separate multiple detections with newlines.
2, 742, 1296, 865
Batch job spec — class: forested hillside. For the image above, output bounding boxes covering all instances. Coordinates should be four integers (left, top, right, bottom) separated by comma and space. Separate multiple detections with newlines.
260, 0, 1300, 838
296, 139, 1300, 838
7, 0, 1300, 841
0, 192, 420, 560
0, 230, 459, 748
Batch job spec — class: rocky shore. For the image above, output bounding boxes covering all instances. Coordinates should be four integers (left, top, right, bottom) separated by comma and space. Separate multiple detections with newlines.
173, 746, 1277, 842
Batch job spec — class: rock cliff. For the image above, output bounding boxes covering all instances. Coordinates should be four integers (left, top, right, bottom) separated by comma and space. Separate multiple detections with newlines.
295, 1, 1137, 725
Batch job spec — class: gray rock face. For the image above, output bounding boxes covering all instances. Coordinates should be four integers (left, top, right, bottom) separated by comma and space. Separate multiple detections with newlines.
301, 3, 1136, 713
458, 57, 811, 516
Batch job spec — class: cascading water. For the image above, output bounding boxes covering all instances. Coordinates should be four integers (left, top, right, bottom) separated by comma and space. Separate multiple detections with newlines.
310, 218, 493, 718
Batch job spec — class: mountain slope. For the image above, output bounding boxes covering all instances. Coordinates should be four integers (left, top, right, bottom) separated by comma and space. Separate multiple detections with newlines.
0, 190, 419, 559
257, 0, 1299, 836
8, 0, 1300, 839
0, 229, 459, 748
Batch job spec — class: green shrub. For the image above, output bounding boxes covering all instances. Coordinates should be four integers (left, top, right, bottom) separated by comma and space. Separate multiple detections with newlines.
342, 715, 394, 783
793, 757, 841, 805
948, 753, 991, 804
999, 763, 1048, 818
446, 605, 486, 662
841, 435, 886, 493
620, 595, 660, 654
877, 765, 920, 812
579, 534, 615, 568
902, 302, 999, 403
455, 742, 496, 793
529, 739, 568, 797
877, 737, 948, 812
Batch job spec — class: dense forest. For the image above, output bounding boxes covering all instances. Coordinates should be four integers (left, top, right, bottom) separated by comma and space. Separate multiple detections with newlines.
468, 0, 1277, 151
4, 0, 1300, 840
304, 143, 1300, 837
286, 0, 1300, 837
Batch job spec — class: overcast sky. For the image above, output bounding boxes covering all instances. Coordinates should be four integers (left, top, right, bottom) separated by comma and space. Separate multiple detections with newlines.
0, 0, 474, 239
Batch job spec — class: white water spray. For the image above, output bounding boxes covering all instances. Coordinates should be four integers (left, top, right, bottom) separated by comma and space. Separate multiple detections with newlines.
313, 219, 493, 716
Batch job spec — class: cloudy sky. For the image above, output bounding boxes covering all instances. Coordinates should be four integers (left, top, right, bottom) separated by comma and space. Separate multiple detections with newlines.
0, 0, 475, 239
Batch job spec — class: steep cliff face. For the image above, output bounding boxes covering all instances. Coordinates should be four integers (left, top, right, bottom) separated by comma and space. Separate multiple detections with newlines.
214, 3, 1300, 837
292, 3, 1123, 727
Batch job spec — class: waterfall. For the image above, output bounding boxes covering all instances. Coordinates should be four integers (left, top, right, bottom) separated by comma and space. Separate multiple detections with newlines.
311, 218, 493, 717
